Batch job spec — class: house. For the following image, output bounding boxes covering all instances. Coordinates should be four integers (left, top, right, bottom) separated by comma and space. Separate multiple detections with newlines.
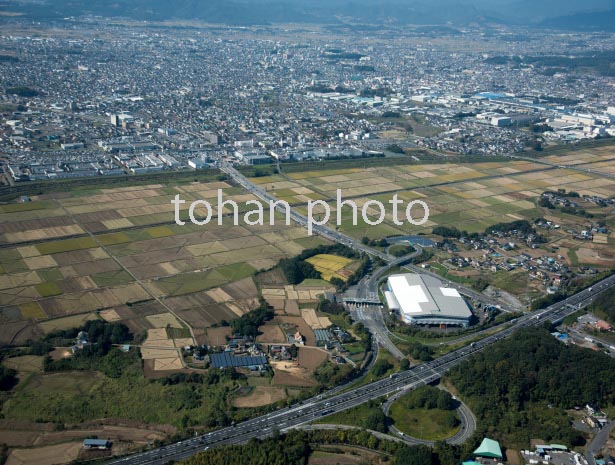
596, 320, 612, 332
83, 439, 111, 450
586, 403, 600, 415
293, 331, 305, 345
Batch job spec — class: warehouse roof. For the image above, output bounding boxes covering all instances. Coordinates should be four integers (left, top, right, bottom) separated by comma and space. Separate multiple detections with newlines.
386, 273, 471, 320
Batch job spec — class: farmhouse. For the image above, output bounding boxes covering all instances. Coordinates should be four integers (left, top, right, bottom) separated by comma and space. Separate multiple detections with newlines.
384, 273, 472, 327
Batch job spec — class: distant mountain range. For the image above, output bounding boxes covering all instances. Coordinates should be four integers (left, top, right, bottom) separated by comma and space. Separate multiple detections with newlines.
0, 0, 614, 30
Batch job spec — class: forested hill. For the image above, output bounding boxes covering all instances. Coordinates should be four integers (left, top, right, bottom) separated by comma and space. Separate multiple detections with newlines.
449, 327, 615, 448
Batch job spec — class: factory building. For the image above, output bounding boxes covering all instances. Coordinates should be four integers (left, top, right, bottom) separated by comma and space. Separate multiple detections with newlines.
384, 273, 472, 327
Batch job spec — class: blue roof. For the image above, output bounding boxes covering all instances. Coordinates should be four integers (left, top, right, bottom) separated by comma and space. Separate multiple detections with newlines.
210, 353, 267, 368
83, 439, 110, 446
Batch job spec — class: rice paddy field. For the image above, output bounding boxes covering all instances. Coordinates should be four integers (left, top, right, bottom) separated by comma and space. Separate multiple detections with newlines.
0, 179, 329, 347
251, 151, 615, 244
305, 253, 358, 281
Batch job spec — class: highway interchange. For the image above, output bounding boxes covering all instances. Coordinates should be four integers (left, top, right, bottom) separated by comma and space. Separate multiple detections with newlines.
107, 272, 615, 465
104, 164, 615, 465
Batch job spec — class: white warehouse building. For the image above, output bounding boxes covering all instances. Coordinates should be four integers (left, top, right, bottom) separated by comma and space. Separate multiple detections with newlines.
385, 273, 472, 327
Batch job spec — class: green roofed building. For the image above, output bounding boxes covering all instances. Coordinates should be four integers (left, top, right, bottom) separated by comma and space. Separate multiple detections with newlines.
473, 438, 503, 459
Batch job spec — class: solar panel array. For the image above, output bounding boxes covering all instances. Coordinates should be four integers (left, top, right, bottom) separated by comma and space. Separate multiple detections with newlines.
210, 353, 267, 368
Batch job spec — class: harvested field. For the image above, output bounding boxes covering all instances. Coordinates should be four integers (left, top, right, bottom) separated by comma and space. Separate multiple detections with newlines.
285, 300, 300, 315
153, 357, 184, 371
99, 309, 122, 322
2, 355, 43, 374
301, 309, 332, 330
232, 386, 286, 408
146, 313, 183, 329
38, 313, 99, 333
256, 324, 286, 343
298, 347, 328, 371
6, 441, 83, 465
270, 360, 318, 387
204, 327, 231, 346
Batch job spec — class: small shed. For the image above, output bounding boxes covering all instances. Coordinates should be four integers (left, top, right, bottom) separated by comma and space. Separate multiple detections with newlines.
83, 439, 111, 450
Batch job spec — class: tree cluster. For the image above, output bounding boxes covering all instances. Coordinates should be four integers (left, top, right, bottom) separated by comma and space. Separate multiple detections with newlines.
400, 385, 455, 410
448, 328, 615, 447
230, 298, 274, 337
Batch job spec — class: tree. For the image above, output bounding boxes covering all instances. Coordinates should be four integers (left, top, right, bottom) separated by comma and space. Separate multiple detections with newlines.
400, 359, 410, 370
372, 359, 393, 377
364, 409, 388, 433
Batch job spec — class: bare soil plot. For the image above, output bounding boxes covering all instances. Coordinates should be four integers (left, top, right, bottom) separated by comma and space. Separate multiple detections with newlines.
2, 355, 43, 374
301, 309, 332, 330
232, 386, 286, 408
256, 324, 286, 344
38, 313, 98, 333
145, 313, 183, 329
6, 441, 82, 465
153, 357, 184, 371
270, 360, 318, 387
203, 326, 232, 346
285, 300, 300, 315
99, 309, 122, 322
298, 347, 328, 371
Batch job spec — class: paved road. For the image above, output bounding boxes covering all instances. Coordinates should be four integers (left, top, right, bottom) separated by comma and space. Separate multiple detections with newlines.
586, 421, 615, 465
348, 302, 406, 360
104, 273, 615, 465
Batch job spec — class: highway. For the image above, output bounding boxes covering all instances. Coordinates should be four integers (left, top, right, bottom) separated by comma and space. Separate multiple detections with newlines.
105, 272, 615, 465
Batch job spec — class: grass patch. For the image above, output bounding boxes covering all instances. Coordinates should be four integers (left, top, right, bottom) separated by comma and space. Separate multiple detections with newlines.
155, 263, 256, 297
35, 282, 63, 298
36, 237, 97, 255
97, 232, 132, 246
146, 225, 176, 238
19, 302, 46, 320
91, 270, 134, 287
0, 201, 54, 213
389, 406, 460, 441
166, 326, 192, 339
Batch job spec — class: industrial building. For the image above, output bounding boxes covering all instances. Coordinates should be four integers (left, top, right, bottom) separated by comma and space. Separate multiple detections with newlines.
384, 273, 472, 327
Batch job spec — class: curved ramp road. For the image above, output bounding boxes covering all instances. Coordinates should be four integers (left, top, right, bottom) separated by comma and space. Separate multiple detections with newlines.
105, 273, 615, 465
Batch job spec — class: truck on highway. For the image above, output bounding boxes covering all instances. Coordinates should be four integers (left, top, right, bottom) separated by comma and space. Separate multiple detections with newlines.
390, 373, 399, 379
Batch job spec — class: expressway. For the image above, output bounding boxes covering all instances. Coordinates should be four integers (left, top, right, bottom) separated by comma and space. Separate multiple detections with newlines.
105, 272, 615, 465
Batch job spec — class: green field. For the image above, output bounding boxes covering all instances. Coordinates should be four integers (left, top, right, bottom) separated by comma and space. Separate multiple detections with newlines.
35, 237, 98, 255
388, 406, 460, 441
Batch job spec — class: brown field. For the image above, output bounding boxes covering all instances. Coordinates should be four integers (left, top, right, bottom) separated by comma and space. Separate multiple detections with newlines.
298, 347, 329, 371
203, 326, 231, 346
270, 360, 318, 387
301, 309, 332, 330
256, 324, 286, 344
6, 441, 82, 465
99, 309, 122, 322
0, 421, 171, 448
153, 357, 184, 371
285, 300, 300, 315
145, 313, 182, 329
2, 356, 43, 375
232, 386, 287, 408
38, 313, 99, 333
